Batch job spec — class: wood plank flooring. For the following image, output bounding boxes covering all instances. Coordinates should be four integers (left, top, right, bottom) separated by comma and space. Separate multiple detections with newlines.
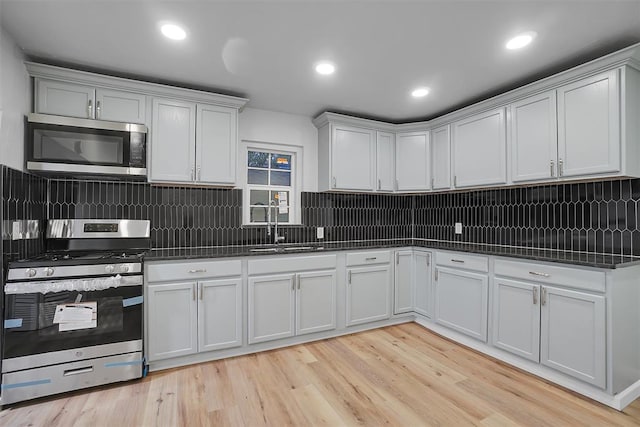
2, 323, 640, 426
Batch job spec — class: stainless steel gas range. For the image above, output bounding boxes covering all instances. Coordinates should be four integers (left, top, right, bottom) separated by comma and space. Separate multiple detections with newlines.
1, 219, 150, 405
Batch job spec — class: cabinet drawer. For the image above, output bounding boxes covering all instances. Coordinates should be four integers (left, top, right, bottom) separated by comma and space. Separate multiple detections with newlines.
346, 251, 391, 266
248, 254, 337, 275
494, 258, 605, 293
146, 259, 241, 282
436, 252, 488, 272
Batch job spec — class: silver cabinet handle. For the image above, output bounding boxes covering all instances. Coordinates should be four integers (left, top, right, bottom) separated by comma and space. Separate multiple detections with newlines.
558, 159, 564, 176
96, 100, 101, 118
378, 179, 381, 190
550, 160, 555, 177
529, 271, 549, 278
192, 285, 196, 301
189, 269, 207, 274
541, 287, 547, 305
197, 166, 202, 181
292, 277, 295, 291
348, 271, 352, 284
435, 269, 438, 281
451, 259, 465, 263
396, 179, 399, 190
533, 287, 538, 305
395, 253, 399, 265
64, 366, 93, 376
426, 255, 430, 266
332, 176, 336, 187
87, 99, 93, 118
199, 283, 203, 300
366, 257, 377, 261
454, 175, 457, 187
190, 168, 195, 181
297, 275, 301, 290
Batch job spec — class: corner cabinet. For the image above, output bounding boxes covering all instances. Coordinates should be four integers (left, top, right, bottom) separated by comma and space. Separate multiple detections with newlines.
431, 125, 451, 190
395, 131, 430, 191
150, 99, 239, 186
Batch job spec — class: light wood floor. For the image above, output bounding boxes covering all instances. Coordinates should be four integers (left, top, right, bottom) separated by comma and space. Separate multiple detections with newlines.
2, 323, 640, 426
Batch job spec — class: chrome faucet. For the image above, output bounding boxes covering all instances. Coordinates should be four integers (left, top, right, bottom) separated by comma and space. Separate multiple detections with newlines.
268, 201, 285, 244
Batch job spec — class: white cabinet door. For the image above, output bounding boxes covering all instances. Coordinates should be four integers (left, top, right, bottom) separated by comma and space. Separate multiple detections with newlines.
376, 131, 395, 192
95, 89, 146, 124
296, 270, 337, 335
346, 265, 391, 326
196, 104, 237, 185
331, 125, 375, 191
394, 251, 413, 314
414, 251, 432, 318
248, 274, 295, 344
511, 91, 558, 183
198, 278, 242, 352
147, 282, 198, 361
452, 108, 506, 188
434, 267, 488, 342
150, 98, 196, 183
491, 278, 541, 362
431, 125, 451, 190
396, 131, 430, 191
36, 79, 95, 119
557, 70, 620, 177
540, 286, 606, 388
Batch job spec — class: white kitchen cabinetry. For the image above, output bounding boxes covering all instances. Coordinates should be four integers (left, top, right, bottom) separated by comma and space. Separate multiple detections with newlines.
376, 131, 395, 192
431, 125, 451, 190
330, 124, 375, 191
492, 259, 606, 388
434, 252, 489, 342
394, 250, 413, 314
150, 99, 238, 185
413, 250, 433, 318
35, 78, 147, 123
452, 108, 506, 188
247, 255, 337, 344
510, 91, 558, 183
557, 70, 620, 178
346, 251, 392, 326
146, 260, 242, 362
396, 131, 430, 191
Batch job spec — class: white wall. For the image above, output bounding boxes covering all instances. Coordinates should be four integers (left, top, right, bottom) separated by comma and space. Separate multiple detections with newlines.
0, 26, 30, 171
239, 107, 318, 192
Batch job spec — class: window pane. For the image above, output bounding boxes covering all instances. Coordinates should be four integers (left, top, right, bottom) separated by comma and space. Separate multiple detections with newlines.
248, 151, 269, 168
277, 212, 289, 222
249, 205, 268, 223
271, 154, 292, 170
248, 169, 268, 184
250, 190, 270, 205
270, 171, 291, 186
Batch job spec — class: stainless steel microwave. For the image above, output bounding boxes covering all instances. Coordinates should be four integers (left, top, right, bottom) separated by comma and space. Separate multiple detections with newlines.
26, 113, 147, 178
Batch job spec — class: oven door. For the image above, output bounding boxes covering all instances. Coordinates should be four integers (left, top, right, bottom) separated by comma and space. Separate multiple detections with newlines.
3, 276, 143, 361
26, 116, 146, 177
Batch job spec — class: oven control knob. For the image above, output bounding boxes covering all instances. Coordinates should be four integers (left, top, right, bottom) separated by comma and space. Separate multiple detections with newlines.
26, 268, 37, 278
120, 265, 130, 273
44, 267, 55, 276
105, 265, 115, 274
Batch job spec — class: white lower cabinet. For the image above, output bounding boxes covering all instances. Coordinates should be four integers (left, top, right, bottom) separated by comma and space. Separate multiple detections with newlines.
413, 251, 433, 318
346, 263, 391, 326
394, 251, 414, 314
248, 270, 337, 344
147, 278, 242, 361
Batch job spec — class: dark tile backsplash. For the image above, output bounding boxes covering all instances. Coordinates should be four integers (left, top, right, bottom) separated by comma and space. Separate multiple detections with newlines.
4, 164, 640, 257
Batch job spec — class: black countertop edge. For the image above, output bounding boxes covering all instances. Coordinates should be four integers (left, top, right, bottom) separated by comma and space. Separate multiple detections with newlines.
144, 240, 640, 269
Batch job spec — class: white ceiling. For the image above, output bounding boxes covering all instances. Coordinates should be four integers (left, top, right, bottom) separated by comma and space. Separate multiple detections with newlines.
2, 0, 640, 123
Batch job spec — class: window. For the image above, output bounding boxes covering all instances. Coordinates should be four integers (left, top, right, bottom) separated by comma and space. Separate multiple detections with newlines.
241, 142, 302, 225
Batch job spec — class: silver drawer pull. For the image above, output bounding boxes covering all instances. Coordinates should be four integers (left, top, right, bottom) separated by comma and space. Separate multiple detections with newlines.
529, 271, 549, 278
451, 259, 465, 263
189, 269, 207, 274
365, 257, 377, 261
64, 366, 93, 376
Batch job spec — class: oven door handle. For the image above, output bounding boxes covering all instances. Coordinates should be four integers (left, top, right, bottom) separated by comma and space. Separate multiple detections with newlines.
4, 274, 143, 295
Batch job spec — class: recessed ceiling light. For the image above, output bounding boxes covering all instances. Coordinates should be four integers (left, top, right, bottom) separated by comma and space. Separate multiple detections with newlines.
411, 87, 430, 98
505, 31, 537, 50
315, 62, 335, 75
161, 23, 187, 41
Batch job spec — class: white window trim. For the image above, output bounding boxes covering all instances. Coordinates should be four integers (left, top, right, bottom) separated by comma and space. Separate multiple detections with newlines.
239, 140, 303, 225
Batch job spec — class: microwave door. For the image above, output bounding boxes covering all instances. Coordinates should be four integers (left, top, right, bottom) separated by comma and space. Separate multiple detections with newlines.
35, 129, 124, 165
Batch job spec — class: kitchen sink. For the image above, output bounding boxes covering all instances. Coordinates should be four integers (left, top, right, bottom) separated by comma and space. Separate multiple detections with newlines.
248, 245, 324, 253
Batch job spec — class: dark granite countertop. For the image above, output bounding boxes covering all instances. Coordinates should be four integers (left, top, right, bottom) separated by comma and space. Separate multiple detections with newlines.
144, 239, 640, 269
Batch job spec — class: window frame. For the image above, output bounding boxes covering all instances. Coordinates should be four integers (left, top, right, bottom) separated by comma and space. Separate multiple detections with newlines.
240, 140, 303, 226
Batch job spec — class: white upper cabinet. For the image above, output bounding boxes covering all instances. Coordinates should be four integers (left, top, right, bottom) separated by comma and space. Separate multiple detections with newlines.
331, 124, 375, 191
452, 108, 507, 188
510, 91, 558, 183
196, 104, 237, 185
431, 125, 451, 190
376, 131, 395, 192
150, 98, 196, 183
36, 78, 146, 123
557, 70, 620, 178
396, 131, 430, 191
150, 100, 238, 186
